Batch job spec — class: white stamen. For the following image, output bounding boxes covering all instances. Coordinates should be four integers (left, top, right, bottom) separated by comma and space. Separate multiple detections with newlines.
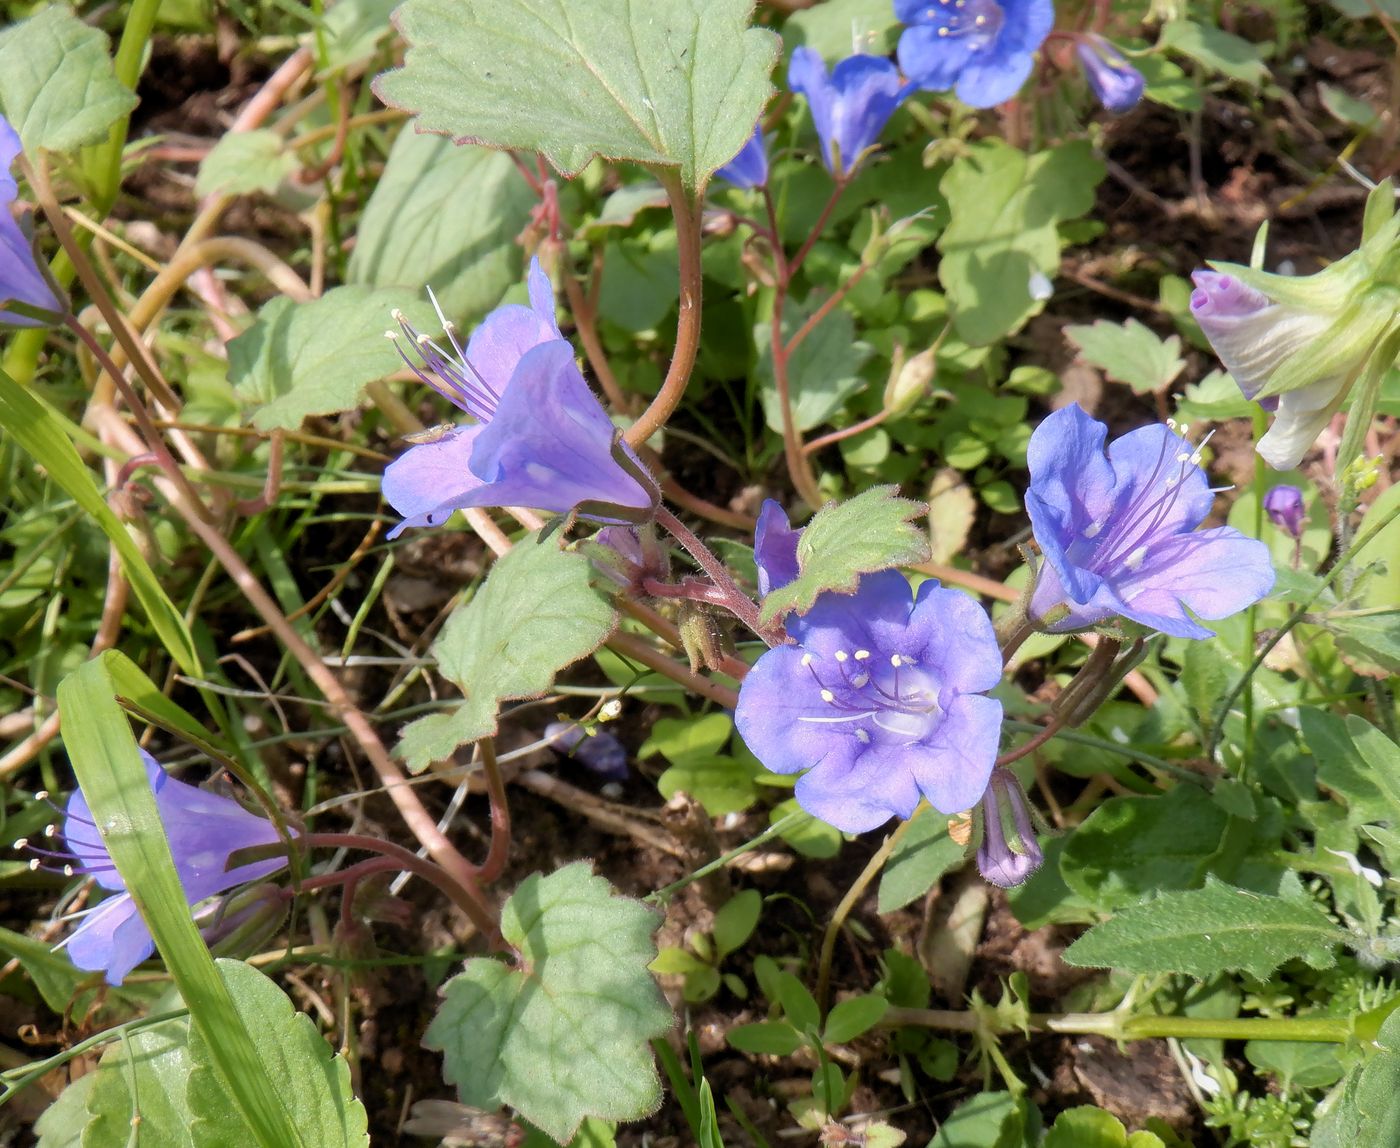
820, 689, 835, 703
801, 653, 814, 667
856, 728, 871, 744
854, 649, 871, 661
1124, 545, 1148, 571
851, 673, 870, 688
834, 650, 848, 662
890, 654, 903, 667
1083, 521, 1102, 539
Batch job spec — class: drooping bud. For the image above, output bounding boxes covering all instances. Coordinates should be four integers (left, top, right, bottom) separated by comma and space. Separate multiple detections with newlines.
1075, 35, 1145, 113
976, 769, 1043, 889
1262, 485, 1306, 539
714, 125, 769, 190
204, 883, 290, 961
544, 720, 629, 781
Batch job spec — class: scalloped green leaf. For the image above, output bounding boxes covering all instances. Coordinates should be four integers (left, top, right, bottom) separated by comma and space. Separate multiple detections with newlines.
0, 6, 137, 155
424, 864, 671, 1143
397, 532, 619, 772
1062, 878, 1347, 980
758, 487, 929, 625
373, 0, 778, 189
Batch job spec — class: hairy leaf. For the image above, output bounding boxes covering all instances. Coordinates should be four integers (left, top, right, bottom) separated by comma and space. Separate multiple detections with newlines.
374, 0, 778, 189
424, 864, 670, 1142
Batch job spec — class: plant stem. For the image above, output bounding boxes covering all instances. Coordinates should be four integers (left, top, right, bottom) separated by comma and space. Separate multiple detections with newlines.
624, 172, 703, 448
655, 506, 770, 641
881, 1006, 1354, 1043
815, 814, 916, 1015
476, 738, 512, 884
85, 0, 162, 213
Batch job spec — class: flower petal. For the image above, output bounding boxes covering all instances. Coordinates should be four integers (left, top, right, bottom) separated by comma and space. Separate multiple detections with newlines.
754, 500, 800, 598
1257, 377, 1349, 470
898, 23, 979, 91
64, 894, 155, 986
734, 645, 861, 778
917, 692, 1002, 813
1105, 423, 1213, 537
461, 257, 562, 397
907, 581, 1003, 693
381, 425, 488, 539
954, 49, 1034, 108
794, 742, 920, 833
784, 569, 913, 652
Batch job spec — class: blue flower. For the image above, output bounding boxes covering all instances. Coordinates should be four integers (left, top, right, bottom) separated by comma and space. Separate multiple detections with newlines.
382, 260, 657, 537
1263, 485, 1306, 539
715, 125, 769, 189
545, 721, 629, 781
895, 0, 1054, 109
55, 750, 290, 985
735, 502, 1004, 833
788, 47, 908, 178
1025, 404, 1275, 639
1075, 35, 1144, 113
0, 116, 63, 326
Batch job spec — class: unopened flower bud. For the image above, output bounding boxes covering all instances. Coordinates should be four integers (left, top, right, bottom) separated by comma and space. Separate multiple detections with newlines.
677, 600, 729, 674
1075, 35, 1145, 113
204, 883, 289, 960
976, 770, 1043, 889
884, 344, 938, 418
1262, 485, 1305, 539
544, 720, 629, 780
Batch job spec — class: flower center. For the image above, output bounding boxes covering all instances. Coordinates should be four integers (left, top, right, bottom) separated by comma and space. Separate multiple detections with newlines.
798, 648, 943, 744
387, 300, 501, 424
917, 0, 1004, 46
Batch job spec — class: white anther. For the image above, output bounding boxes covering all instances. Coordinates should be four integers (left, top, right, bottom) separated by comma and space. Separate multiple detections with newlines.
391, 308, 407, 323
34, 790, 48, 801
62, 865, 74, 877
851, 673, 870, 688
820, 689, 836, 703
834, 650, 848, 662
44, 824, 55, 838
890, 654, 903, 667
13, 838, 26, 850
1124, 546, 1148, 571
856, 728, 871, 744
1082, 521, 1102, 539
384, 330, 399, 340
854, 649, 871, 661
28, 858, 40, 871
801, 653, 814, 667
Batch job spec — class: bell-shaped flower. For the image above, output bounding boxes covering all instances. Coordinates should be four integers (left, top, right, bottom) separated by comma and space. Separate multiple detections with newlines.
788, 47, 908, 178
976, 769, 1042, 888
736, 502, 1003, 833
1190, 208, 1400, 470
715, 125, 769, 190
382, 259, 657, 538
1026, 404, 1275, 639
895, 0, 1054, 109
0, 116, 64, 327
52, 750, 290, 985
1075, 35, 1144, 112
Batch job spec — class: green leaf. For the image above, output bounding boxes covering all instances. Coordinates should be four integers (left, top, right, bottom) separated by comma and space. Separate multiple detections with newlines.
727, 1020, 802, 1056
83, 1017, 196, 1148
228, 286, 439, 430
36, 1075, 95, 1148
1311, 1010, 1400, 1148
397, 533, 618, 771
1245, 1038, 1347, 1091
348, 132, 535, 323
774, 971, 821, 1035
0, 369, 199, 673
318, 0, 399, 70
58, 660, 303, 1148
1302, 708, 1400, 825
758, 487, 930, 625
374, 0, 778, 189
782, 0, 900, 59
877, 806, 965, 913
424, 864, 671, 1143
1159, 20, 1268, 86
0, 6, 138, 154
656, 753, 759, 816
1328, 612, 1400, 678
1062, 877, 1346, 980
929, 1091, 1033, 1148
0, 925, 157, 1018
186, 961, 368, 1147
756, 292, 872, 433
771, 799, 842, 859
1064, 319, 1185, 395
195, 130, 296, 198
938, 139, 1103, 346
1043, 1107, 1147, 1148
1060, 783, 1228, 911
712, 889, 762, 958
822, 994, 888, 1045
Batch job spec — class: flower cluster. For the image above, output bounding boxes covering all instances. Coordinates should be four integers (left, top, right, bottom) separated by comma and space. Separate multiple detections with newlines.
382, 259, 657, 537
49, 750, 290, 985
735, 502, 1004, 833
895, 0, 1054, 109
0, 115, 63, 327
1025, 404, 1275, 638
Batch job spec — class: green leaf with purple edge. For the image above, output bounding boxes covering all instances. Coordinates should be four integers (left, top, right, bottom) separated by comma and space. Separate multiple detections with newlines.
758, 487, 929, 626
373, 0, 778, 191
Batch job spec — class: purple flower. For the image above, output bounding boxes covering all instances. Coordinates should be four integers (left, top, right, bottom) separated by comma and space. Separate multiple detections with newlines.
56, 750, 289, 985
715, 125, 769, 189
0, 116, 63, 327
382, 259, 657, 538
895, 0, 1054, 109
1026, 404, 1275, 639
735, 504, 1004, 832
977, 769, 1042, 888
754, 499, 801, 599
1075, 35, 1144, 113
545, 721, 629, 781
788, 47, 908, 178
1263, 485, 1306, 539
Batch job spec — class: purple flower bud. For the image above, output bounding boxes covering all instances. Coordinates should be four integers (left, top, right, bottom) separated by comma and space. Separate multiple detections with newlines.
1263, 484, 1306, 539
753, 499, 800, 599
976, 769, 1042, 889
715, 125, 769, 190
544, 721, 629, 781
1075, 35, 1144, 113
